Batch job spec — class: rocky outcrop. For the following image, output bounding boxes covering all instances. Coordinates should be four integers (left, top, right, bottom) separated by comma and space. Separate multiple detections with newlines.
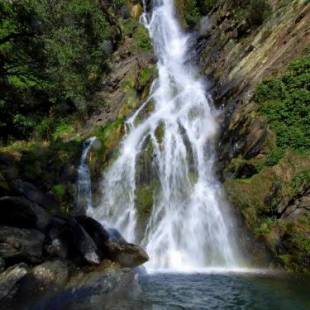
0, 210, 148, 306
191, 0, 310, 271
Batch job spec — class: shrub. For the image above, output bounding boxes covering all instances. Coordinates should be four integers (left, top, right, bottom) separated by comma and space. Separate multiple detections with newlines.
255, 51, 310, 152
265, 148, 284, 166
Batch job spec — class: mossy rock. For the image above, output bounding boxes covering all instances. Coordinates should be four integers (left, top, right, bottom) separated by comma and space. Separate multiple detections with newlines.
138, 65, 156, 89
135, 181, 159, 217
225, 150, 310, 271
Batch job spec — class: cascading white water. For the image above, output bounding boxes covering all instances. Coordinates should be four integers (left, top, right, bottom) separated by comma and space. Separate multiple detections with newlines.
77, 137, 96, 211
92, 0, 241, 270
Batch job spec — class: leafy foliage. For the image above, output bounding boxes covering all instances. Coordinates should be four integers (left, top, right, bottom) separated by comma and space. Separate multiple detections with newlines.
255, 51, 310, 152
0, 0, 119, 142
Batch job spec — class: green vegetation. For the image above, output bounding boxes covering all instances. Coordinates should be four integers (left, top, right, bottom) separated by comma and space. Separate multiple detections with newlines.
122, 19, 152, 52
264, 148, 284, 166
51, 184, 66, 199
0, 0, 119, 142
292, 170, 310, 193
138, 65, 156, 88
255, 51, 310, 152
178, 0, 272, 28
133, 26, 152, 51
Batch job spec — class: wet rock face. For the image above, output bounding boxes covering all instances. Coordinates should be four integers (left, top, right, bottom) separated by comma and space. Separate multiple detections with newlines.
45, 216, 101, 265
0, 227, 44, 264
75, 215, 110, 258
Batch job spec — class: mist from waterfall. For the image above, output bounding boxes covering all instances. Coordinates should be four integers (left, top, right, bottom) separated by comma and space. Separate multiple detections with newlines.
92, 0, 242, 270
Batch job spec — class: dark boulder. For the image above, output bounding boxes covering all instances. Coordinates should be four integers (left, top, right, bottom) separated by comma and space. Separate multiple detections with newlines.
45, 217, 101, 265
75, 215, 110, 258
0, 196, 50, 231
0, 227, 44, 264
12, 179, 57, 209
0, 263, 29, 302
74, 216, 149, 267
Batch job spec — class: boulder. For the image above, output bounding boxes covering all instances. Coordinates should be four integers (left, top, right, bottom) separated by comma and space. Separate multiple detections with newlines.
12, 179, 57, 209
106, 241, 149, 268
0, 263, 29, 301
0, 226, 44, 264
0, 196, 50, 231
31, 260, 69, 287
75, 216, 110, 258
45, 217, 101, 265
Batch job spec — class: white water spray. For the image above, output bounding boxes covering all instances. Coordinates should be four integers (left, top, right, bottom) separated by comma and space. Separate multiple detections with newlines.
93, 0, 241, 270
77, 137, 96, 211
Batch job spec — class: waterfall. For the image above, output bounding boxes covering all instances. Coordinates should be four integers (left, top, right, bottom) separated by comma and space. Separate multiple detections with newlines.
77, 137, 96, 211
93, 0, 241, 270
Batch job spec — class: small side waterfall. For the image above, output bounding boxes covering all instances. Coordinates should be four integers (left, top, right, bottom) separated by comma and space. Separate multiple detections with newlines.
93, 0, 242, 270
77, 137, 96, 211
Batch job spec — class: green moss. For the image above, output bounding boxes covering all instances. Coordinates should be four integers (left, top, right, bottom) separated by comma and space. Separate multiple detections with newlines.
154, 123, 165, 144
95, 118, 124, 152
52, 184, 66, 199
52, 122, 75, 140
133, 25, 152, 51
225, 151, 310, 271
291, 170, 310, 193
138, 66, 156, 88
254, 218, 275, 237
135, 180, 159, 218
175, 0, 201, 27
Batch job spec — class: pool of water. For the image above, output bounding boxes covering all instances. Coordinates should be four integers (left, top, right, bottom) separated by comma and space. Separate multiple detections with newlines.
128, 271, 310, 310
23, 270, 310, 310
